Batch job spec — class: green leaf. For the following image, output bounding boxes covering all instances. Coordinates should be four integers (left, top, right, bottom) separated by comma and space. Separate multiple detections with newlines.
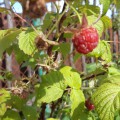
79, 5, 100, 15
6, 45, 14, 55
88, 40, 112, 62
52, 43, 71, 58
87, 16, 104, 37
100, 0, 111, 16
105, 75, 120, 85
36, 71, 66, 105
22, 106, 38, 120
115, 111, 120, 120
11, 0, 16, 6
101, 16, 112, 30
0, 89, 11, 104
87, 42, 101, 58
63, 17, 73, 27
63, 32, 73, 39
60, 66, 81, 89
2, 110, 21, 120
59, 43, 71, 58
92, 83, 120, 120
87, 5, 100, 15
18, 28, 38, 55
13, 44, 29, 63
0, 89, 11, 117
47, 118, 59, 120
7, 95, 25, 111
115, 0, 120, 10
0, 7, 10, 14
100, 67, 120, 84
70, 89, 87, 120
86, 63, 101, 73
115, 115, 120, 120
42, 13, 55, 31
0, 29, 21, 57
97, 67, 120, 85
73, 53, 81, 62
108, 67, 120, 76
72, 0, 83, 7
0, 103, 7, 117
0, 75, 4, 81
100, 41, 112, 62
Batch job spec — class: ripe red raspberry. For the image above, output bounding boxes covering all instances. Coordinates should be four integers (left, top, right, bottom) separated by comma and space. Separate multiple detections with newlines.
85, 99, 95, 111
72, 27, 99, 54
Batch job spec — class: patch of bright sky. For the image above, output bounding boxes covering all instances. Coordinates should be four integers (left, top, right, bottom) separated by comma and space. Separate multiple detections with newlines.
0, 0, 112, 17
12, 2, 23, 13
46, 0, 64, 12
89, 0, 112, 18
0, 0, 4, 7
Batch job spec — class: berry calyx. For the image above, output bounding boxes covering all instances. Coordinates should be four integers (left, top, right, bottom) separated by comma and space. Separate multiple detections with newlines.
85, 99, 95, 111
72, 27, 99, 54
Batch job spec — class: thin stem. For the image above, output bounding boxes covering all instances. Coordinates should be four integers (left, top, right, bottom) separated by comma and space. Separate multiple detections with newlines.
92, 14, 102, 25
82, 72, 106, 81
81, 87, 98, 90
65, 1, 81, 24
13, 11, 38, 34
94, 57, 98, 85
12, 9, 59, 45
54, 2, 59, 14
107, 41, 120, 44
46, 5, 68, 38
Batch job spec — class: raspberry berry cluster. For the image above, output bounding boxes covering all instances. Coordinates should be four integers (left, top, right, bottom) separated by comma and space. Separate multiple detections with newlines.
72, 27, 99, 54
85, 98, 95, 111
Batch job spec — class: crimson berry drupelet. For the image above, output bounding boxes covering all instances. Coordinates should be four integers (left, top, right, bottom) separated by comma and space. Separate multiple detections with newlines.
72, 27, 99, 54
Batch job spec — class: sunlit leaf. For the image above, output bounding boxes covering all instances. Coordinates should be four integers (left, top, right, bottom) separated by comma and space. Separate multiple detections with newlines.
18, 28, 38, 55
70, 89, 87, 120
2, 110, 21, 120
60, 66, 81, 89
36, 71, 66, 105
92, 83, 120, 120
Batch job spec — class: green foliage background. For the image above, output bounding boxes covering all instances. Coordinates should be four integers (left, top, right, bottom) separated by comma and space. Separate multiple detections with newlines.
0, 0, 120, 120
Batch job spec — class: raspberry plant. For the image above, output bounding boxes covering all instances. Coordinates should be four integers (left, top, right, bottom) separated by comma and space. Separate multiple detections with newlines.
0, 0, 119, 120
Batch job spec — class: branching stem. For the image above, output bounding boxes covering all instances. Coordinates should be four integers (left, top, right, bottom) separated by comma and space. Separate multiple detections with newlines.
65, 1, 81, 24
46, 5, 68, 38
